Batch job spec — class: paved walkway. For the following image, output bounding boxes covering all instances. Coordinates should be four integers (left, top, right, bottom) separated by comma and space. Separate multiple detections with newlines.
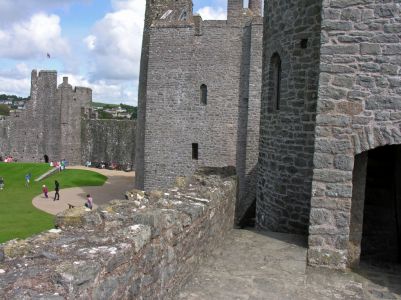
178, 229, 401, 300
32, 166, 135, 215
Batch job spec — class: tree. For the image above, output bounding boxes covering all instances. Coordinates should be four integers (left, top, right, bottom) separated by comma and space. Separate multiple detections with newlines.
130, 107, 137, 120
98, 110, 113, 119
0, 104, 10, 116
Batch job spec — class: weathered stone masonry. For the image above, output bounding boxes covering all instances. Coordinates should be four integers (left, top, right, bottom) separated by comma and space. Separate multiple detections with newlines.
308, 0, 401, 269
257, 0, 322, 235
259, 0, 401, 269
136, 0, 401, 270
0, 70, 136, 166
135, 0, 263, 224
0, 168, 236, 299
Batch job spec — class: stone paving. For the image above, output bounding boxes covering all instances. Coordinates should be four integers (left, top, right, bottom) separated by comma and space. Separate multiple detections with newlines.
178, 229, 401, 300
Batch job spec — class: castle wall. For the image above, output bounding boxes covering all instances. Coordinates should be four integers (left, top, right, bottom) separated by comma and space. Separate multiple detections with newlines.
236, 19, 263, 222
59, 82, 92, 164
0, 70, 61, 162
257, 0, 322, 234
81, 119, 136, 166
141, 21, 246, 191
308, 0, 401, 269
0, 71, 136, 167
0, 168, 236, 299
135, 0, 193, 190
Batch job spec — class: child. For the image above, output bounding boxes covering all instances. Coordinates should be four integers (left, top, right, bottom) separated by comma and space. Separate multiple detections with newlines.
85, 194, 93, 210
42, 185, 48, 198
25, 173, 31, 187
0, 177, 4, 190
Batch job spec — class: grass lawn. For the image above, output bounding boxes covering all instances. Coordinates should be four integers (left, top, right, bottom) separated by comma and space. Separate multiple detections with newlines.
0, 163, 107, 243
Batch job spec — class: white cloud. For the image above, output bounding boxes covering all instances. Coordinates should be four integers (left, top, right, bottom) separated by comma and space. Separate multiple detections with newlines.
59, 73, 137, 105
0, 13, 70, 60
0, 76, 30, 96
197, 6, 226, 20
84, 0, 145, 81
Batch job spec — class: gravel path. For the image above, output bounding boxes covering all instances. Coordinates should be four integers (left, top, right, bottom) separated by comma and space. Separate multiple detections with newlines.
32, 166, 135, 215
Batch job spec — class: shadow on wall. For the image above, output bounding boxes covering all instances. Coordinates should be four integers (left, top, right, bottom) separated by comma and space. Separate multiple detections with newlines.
236, 164, 258, 227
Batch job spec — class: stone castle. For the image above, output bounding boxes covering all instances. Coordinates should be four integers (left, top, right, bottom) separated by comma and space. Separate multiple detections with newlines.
135, 0, 263, 225
0, 70, 136, 166
136, 0, 401, 270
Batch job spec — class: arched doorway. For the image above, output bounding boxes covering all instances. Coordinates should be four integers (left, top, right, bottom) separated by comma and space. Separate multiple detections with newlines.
44, 154, 49, 163
349, 145, 401, 267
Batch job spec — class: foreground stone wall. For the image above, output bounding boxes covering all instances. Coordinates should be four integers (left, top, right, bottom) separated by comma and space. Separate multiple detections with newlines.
0, 168, 236, 299
81, 119, 136, 166
308, 0, 401, 269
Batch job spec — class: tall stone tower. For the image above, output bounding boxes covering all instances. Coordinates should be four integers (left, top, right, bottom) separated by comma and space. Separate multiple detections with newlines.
135, 0, 263, 223
259, 0, 401, 269
135, 0, 194, 190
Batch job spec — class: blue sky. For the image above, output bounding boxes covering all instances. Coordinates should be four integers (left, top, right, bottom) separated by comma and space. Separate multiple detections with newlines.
0, 0, 227, 106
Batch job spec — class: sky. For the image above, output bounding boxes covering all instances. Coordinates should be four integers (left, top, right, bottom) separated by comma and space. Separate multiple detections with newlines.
0, 0, 228, 106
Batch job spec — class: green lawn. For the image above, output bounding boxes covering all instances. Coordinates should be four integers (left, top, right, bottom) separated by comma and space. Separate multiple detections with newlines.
0, 163, 107, 243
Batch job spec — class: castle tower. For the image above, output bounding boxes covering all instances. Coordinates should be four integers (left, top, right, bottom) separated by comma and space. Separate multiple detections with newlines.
227, 0, 243, 20
135, 0, 263, 225
135, 0, 194, 189
248, 0, 262, 17
257, 0, 322, 234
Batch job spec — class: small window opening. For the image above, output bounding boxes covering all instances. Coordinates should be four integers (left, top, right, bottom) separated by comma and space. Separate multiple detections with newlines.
200, 84, 207, 105
180, 11, 187, 20
300, 39, 308, 49
269, 53, 282, 111
192, 143, 199, 160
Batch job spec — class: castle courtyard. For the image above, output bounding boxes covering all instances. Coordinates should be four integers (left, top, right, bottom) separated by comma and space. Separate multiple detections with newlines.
32, 166, 135, 215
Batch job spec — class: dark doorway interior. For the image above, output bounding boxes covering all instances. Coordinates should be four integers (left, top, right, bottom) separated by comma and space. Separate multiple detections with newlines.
44, 154, 49, 163
238, 199, 256, 228
361, 145, 401, 265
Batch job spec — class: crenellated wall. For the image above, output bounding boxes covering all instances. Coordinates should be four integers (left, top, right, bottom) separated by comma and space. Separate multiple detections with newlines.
0, 70, 136, 166
0, 168, 236, 299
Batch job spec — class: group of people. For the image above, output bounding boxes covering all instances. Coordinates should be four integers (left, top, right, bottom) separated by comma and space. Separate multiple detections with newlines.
41, 181, 93, 209
41, 180, 59, 200
50, 159, 67, 171
1, 156, 15, 163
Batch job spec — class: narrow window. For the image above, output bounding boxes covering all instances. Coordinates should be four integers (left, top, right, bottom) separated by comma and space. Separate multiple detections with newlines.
200, 84, 207, 105
192, 143, 199, 160
180, 11, 187, 21
300, 39, 308, 49
269, 53, 282, 111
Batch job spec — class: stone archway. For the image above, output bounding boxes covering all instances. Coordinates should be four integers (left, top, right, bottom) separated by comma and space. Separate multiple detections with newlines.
349, 145, 401, 267
44, 154, 49, 163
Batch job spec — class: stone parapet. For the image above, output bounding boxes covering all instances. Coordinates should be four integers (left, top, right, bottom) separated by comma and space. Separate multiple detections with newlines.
0, 167, 236, 299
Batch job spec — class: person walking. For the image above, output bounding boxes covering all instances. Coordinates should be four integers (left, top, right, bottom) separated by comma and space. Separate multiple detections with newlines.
42, 185, 48, 198
0, 177, 4, 190
25, 173, 31, 187
54, 180, 60, 201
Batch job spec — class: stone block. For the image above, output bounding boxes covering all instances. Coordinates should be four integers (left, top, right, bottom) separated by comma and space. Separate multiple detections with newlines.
307, 248, 347, 270
55, 207, 103, 229
360, 43, 381, 55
